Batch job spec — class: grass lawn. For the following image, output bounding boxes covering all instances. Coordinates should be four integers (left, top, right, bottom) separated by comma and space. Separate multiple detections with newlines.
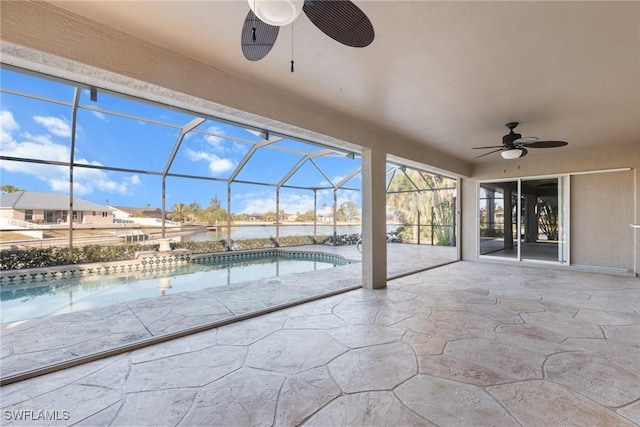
0, 231, 38, 241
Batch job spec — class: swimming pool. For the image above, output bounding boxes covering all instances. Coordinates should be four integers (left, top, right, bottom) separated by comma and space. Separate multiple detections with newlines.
0, 252, 349, 323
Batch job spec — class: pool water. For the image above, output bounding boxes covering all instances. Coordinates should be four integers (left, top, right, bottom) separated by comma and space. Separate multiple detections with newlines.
0, 255, 345, 323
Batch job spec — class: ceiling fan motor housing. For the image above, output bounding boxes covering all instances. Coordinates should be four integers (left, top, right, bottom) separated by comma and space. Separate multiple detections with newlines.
503, 131, 521, 147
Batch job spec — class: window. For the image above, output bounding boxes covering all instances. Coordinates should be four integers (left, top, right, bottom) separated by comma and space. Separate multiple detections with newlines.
24, 210, 33, 221
102, 212, 108, 217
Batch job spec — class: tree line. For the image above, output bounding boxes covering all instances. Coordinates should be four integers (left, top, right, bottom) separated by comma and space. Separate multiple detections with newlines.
169, 197, 360, 225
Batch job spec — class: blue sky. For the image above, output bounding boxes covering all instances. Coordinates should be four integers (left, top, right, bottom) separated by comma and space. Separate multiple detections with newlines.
0, 68, 362, 214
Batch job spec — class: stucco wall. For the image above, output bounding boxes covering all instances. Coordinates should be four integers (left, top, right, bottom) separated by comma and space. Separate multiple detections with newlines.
462, 143, 640, 274
5, 209, 25, 221
571, 170, 634, 270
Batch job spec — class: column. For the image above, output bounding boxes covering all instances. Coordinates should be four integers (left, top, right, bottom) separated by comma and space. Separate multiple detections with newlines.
276, 188, 280, 241
525, 195, 538, 243
361, 148, 387, 289
313, 189, 317, 239
504, 187, 513, 250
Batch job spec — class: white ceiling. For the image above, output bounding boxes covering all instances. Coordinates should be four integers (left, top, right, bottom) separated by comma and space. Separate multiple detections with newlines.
50, 1, 640, 163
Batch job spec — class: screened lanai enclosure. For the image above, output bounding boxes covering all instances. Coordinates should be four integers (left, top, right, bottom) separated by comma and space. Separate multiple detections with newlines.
0, 65, 458, 262
0, 66, 458, 382
0, 67, 363, 247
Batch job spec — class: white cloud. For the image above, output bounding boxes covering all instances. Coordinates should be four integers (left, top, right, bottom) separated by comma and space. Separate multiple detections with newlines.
316, 189, 332, 198
185, 148, 235, 175
233, 141, 252, 152
234, 191, 321, 214
337, 191, 361, 209
317, 178, 333, 187
237, 195, 277, 214
198, 125, 251, 153
338, 173, 362, 185
0, 111, 140, 196
203, 125, 226, 150
331, 175, 345, 185
181, 125, 237, 176
2, 131, 68, 163
33, 115, 71, 137
319, 173, 361, 188
90, 111, 107, 121
0, 110, 19, 144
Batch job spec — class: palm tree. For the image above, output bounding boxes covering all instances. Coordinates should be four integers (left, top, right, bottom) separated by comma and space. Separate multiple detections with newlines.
188, 202, 202, 222
170, 203, 188, 223
387, 169, 422, 243
537, 197, 558, 240
423, 173, 456, 246
387, 169, 456, 245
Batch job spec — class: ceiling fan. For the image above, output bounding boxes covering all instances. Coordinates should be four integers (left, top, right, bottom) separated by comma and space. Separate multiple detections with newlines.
241, 0, 375, 62
473, 122, 569, 160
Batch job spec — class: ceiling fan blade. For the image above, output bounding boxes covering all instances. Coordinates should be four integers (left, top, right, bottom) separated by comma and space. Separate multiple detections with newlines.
473, 148, 503, 159
522, 140, 568, 148
241, 10, 279, 61
520, 147, 529, 157
303, 0, 374, 48
513, 137, 538, 144
472, 145, 504, 149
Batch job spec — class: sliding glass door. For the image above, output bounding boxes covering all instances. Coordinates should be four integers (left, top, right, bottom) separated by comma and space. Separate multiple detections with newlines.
479, 181, 517, 258
479, 176, 569, 264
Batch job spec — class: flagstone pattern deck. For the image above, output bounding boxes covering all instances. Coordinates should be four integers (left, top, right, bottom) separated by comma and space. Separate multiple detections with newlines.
1, 261, 639, 426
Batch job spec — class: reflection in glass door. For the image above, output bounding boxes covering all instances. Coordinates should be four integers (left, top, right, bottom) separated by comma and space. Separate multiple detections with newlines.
478, 181, 517, 259
521, 178, 559, 262
479, 176, 569, 264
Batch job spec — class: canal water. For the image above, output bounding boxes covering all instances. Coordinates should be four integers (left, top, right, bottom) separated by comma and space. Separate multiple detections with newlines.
183, 224, 400, 241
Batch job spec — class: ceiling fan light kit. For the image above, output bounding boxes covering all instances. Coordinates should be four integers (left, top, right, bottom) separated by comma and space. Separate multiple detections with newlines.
247, 0, 304, 26
501, 148, 525, 160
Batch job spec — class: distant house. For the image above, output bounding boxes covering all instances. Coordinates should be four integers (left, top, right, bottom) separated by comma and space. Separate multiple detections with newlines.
111, 206, 164, 220
110, 206, 180, 228
317, 207, 334, 223
0, 191, 113, 225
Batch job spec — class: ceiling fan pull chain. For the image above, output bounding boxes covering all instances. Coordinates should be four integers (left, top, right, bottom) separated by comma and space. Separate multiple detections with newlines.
291, 23, 295, 73
252, 0, 257, 42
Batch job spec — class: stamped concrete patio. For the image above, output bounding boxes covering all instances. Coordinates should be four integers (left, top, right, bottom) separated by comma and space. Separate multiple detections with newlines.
1, 260, 639, 426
